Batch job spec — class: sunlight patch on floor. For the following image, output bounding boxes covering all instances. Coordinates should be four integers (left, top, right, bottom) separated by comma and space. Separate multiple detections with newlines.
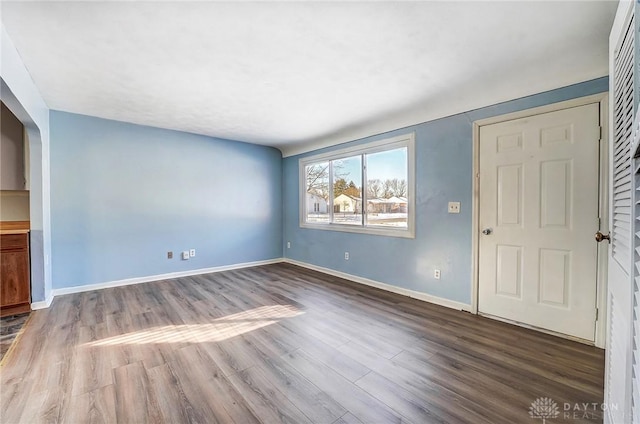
83, 304, 304, 346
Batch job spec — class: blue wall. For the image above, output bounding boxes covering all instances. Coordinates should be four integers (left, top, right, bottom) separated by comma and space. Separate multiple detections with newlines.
283, 77, 609, 306
50, 111, 282, 289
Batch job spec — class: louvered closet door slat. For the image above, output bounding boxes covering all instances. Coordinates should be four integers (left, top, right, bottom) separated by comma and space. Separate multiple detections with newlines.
614, 160, 631, 176
615, 45, 633, 84
615, 142, 631, 158
614, 192, 631, 204
615, 173, 632, 188
633, 169, 640, 423
612, 25, 633, 269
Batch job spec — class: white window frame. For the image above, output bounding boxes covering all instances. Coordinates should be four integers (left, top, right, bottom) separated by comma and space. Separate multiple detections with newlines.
299, 132, 415, 238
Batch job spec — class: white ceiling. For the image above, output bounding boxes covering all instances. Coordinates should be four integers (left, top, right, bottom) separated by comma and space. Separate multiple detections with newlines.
1, 1, 617, 156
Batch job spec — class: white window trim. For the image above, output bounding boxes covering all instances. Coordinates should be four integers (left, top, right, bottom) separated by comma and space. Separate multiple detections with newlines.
299, 132, 415, 239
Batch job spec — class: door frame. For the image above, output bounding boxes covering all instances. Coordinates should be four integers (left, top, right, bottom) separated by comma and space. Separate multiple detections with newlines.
471, 93, 609, 348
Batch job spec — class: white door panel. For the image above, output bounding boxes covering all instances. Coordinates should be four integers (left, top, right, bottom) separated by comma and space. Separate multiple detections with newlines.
478, 103, 600, 341
606, 2, 635, 422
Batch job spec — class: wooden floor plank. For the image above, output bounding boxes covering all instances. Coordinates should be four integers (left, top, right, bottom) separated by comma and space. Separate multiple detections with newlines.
331, 412, 365, 424
255, 355, 348, 424
354, 370, 478, 424
284, 348, 405, 423
61, 384, 117, 424
71, 324, 113, 396
160, 345, 243, 424
336, 340, 502, 423
112, 361, 162, 424
227, 364, 314, 424
0, 263, 604, 424
147, 363, 209, 424
279, 326, 370, 383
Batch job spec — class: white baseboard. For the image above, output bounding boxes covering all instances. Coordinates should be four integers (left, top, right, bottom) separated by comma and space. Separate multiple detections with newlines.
283, 258, 472, 312
51, 258, 284, 298
33, 257, 471, 314
31, 293, 53, 310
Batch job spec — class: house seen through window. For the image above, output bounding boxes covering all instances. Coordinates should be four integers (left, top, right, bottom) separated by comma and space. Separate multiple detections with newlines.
300, 133, 414, 238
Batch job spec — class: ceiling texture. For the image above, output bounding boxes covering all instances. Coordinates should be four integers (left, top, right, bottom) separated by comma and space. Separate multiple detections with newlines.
1, 1, 617, 156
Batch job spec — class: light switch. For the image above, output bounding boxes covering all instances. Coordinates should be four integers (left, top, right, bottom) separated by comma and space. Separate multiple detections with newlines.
448, 202, 461, 214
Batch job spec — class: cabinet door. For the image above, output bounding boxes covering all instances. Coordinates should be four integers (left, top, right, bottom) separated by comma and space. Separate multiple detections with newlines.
0, 249, 30, 307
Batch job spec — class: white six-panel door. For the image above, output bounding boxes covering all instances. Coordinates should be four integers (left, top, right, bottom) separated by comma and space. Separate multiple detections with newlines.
478, 103, 601, 341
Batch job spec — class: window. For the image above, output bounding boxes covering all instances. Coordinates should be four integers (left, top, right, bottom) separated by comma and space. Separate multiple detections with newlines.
299, 133, 415, 238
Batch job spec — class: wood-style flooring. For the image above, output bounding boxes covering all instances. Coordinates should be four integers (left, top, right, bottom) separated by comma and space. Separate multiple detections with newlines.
0, 313, 30, 363
1, 263, 605, 423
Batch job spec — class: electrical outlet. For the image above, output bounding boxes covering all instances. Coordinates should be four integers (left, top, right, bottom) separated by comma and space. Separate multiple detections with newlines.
434, 269, 441, 279
448, 202, 461, 214
189, 249, 196, 257
167, 251, 173, 259
287, 241, 291, 249
182, 251, 190, 260
345, 252, 349, 260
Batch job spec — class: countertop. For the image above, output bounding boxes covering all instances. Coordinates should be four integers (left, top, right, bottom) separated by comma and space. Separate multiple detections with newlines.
0, 221, 30, 235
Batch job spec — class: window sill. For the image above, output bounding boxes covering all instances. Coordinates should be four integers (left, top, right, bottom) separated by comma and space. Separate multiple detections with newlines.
299, 222, 415, 239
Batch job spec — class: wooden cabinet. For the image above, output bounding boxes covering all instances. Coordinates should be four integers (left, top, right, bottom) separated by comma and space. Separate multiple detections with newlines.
1, 233, 30, 317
